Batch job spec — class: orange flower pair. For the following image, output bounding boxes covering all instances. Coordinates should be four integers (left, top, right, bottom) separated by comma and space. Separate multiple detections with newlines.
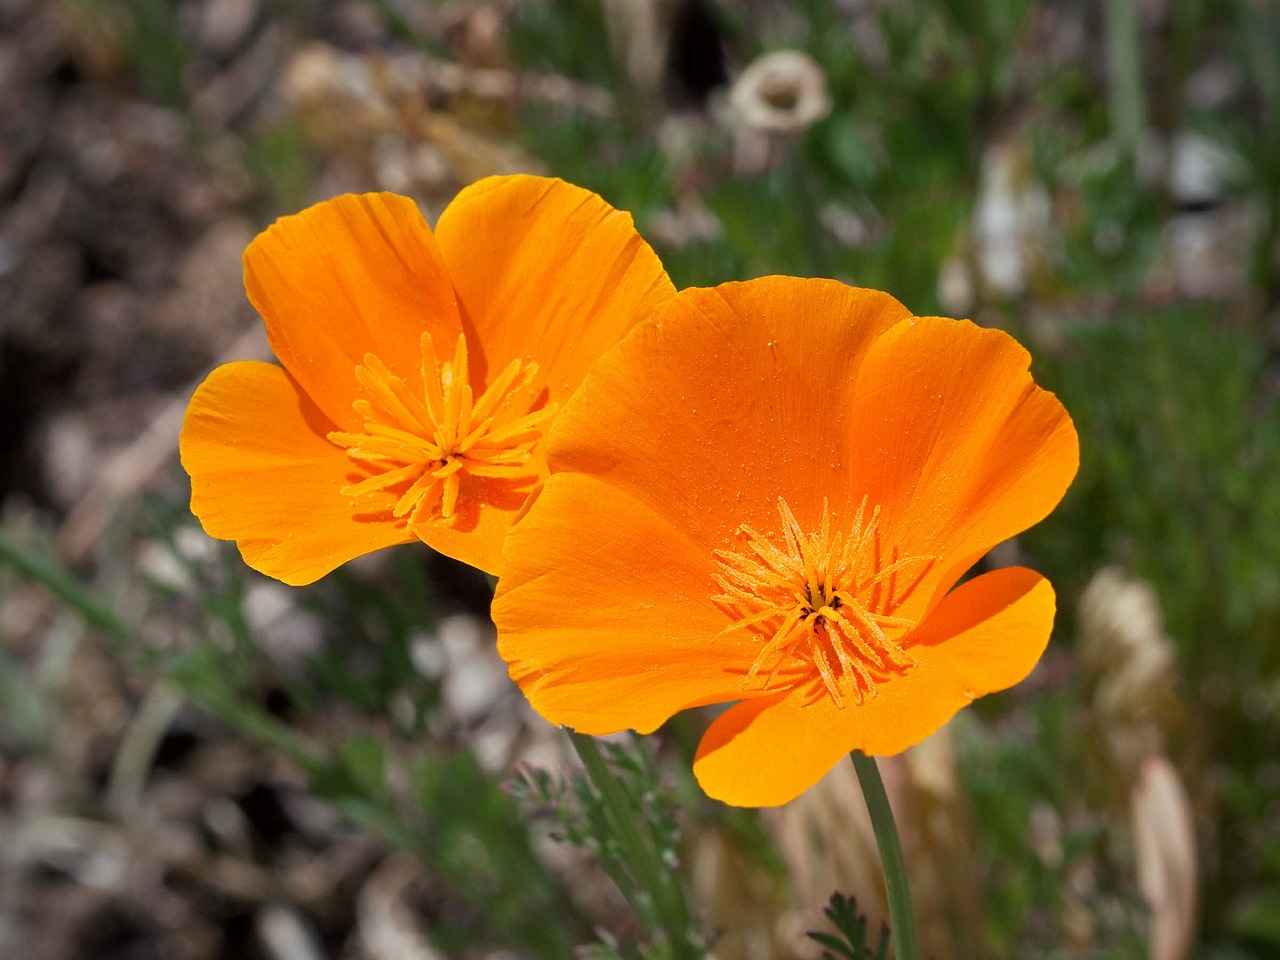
183, 177, 1078, 806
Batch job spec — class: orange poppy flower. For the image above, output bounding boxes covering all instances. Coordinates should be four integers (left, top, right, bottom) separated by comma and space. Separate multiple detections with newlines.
493, 278, 1079, 807
180, 176, 675, 584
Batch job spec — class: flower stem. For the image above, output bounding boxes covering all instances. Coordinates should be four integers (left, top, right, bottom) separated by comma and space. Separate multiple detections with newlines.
567, 730, 697, 958
851, 750, 920, 960
1105, 0, 1145, 156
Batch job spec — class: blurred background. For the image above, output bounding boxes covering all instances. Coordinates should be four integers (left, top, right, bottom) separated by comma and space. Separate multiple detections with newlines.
1, 0, 1278, 957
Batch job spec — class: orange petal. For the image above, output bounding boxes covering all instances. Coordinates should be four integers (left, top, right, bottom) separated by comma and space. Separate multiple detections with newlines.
433, 175, 676, 404
244, 193, 462, 430
842, 316, 1079, 619
692, 566, 1055, 806
181, 361, 414, 585
543, 278, 912, 550
493, 472, 766, 734
405, 470, 540, 576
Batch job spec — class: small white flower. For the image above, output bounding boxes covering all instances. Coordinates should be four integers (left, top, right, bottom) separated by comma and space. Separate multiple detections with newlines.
729, 50, 831, 134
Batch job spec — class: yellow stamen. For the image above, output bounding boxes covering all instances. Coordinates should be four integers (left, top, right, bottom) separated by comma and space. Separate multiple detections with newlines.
330, 333, 555, 526
713, 496, 937, 707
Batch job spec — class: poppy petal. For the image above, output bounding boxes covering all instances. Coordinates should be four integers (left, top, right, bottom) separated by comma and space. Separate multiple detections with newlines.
843, 316, 1078, 616
244, 193, 462, 430
181, 361, 414, 585
433, 175, 676, 401
405, 470, 538, 576
692, 566, 1055, 806
543, 278, 912, 550
493, 471, 765, 735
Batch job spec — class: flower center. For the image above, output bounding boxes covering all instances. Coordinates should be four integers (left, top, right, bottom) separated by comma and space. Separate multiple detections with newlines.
329, 332, 554, 525
712, 496, 937, 708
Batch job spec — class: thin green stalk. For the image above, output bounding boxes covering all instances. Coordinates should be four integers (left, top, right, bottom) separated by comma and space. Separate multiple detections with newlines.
0, 533, 129, 643
567, 730, 696, 958
1105, 0, 1145, 155
851, 750, 920, 960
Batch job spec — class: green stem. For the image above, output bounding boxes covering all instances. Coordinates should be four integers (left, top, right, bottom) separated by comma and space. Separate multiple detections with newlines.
567, 730, 696, 957
1105, 0, 1145, 155
851, 751, 920, 960
0, 533, 129, 643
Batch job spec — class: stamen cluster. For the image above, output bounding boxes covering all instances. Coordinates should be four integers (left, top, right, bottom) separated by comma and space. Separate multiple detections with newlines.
713, 497, 936, 707
330, 333, 554, 525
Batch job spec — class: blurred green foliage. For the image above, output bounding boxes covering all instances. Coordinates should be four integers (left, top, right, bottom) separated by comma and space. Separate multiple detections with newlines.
144, 499, 589, 956
0, 504, 586, 956
513, 734, 703, 959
